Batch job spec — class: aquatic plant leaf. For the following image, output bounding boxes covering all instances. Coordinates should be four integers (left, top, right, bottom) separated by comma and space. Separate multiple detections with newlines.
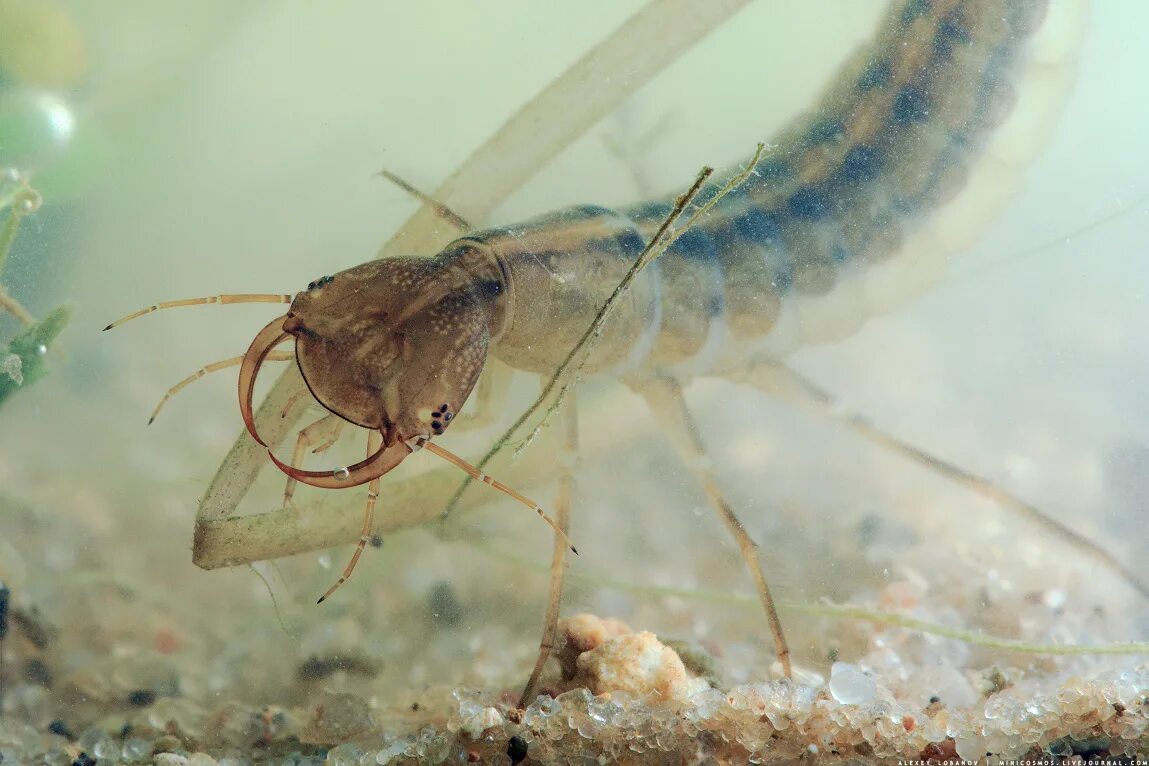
0, 304, 71, 409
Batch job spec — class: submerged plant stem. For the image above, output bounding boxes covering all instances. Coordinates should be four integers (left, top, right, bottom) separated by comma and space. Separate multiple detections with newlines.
0, 287, 33, 326
378, 0, 752, 259
474, 540, 1149, 658
0, 180, 41, 282
0, 180, 42, 325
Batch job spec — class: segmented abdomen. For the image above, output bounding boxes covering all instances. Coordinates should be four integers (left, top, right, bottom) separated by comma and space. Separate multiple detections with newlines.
479, 0, 1083, 379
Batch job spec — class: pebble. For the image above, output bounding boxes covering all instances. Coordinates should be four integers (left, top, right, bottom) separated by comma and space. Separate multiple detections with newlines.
325, 743, 363, 766
92, 735, 120, 761
954, 732, 987, 762
122, 738, 153, 762
828, 662, 877, 705
460, 707, 504, 739
154, 755, 190, 766
576, 631, 708, 701
300, 692, 375, 744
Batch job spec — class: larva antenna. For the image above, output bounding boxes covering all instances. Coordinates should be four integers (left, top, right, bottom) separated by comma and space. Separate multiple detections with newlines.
103, 293, 294, 331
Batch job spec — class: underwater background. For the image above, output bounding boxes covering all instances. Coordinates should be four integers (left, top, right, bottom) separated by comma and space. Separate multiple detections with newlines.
3, 1, 1149, 763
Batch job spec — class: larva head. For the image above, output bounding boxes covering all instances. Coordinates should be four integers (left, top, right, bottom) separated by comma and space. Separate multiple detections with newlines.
283, 257, 492, 446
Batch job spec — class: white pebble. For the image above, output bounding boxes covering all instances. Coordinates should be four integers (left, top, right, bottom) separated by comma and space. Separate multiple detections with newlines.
325, 743, 363, 765
122, 738, 152, 761
461, 706, 504, 739
374, 740, 408, 764
154, 755, 190, 766
188, 754, 219, 766
770, 660, 824, 687
93, 737, 119, 761
954, 732, 987, 762
828, 662, 876, 705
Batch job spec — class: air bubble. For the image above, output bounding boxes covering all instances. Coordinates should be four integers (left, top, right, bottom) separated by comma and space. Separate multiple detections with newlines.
332, 467, 350, 481
35, 344, 47, 356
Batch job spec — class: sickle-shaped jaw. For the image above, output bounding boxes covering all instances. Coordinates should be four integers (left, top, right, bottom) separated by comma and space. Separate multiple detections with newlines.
238, 312, 417, 487
267, 437, 413, 488
238, 314, 292, 447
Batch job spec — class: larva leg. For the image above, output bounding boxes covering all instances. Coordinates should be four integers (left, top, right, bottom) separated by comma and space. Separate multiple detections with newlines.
278, 386, 317, 419
519, 390, 578, 707
637, 376, 792, 679
282, 414, 346, 508
733, 360, 1149, 600
316, 429, 383, 604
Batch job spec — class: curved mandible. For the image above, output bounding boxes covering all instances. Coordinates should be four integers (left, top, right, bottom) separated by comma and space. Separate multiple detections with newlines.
238, 314, 292, 447
267, 437, 412, 489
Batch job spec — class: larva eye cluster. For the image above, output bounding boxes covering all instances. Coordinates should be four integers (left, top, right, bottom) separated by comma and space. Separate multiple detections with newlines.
421, 402, 455, 435
305, 275, 334, 291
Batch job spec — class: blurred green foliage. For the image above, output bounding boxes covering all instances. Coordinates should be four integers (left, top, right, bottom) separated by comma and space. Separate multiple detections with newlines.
0, 0, 86, 409
0, 176, 70, 411
0, 0, 96, 203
